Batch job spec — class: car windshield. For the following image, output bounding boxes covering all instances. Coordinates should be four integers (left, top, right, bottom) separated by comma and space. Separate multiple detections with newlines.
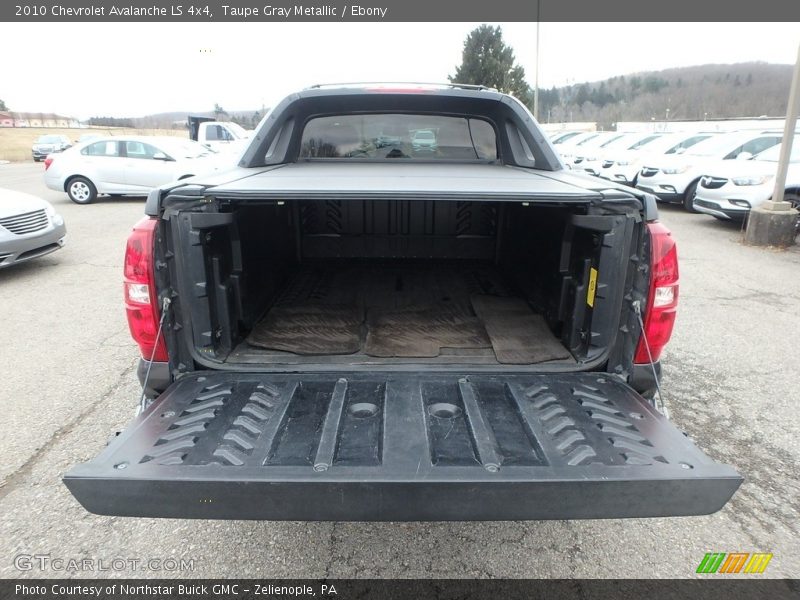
598, 134, 626, 147
684, 134, 753, 157
160, 139, 217, 158
600, 133, 658, 151
576, 133, 625, 149
299, 114, 498, 160
552, 131, 581, 144
37, 135, 62, 143
753, 143, 800, 163
628, 134, 662, 150
225, 122, 249, 139
640, 133, 713, 154
574, 133, 601, 146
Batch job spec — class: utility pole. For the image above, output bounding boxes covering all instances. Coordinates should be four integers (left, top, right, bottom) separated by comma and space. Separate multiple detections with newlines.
533, 0, 541, 121
770, 43, 800, 207
744, 42, 800, 247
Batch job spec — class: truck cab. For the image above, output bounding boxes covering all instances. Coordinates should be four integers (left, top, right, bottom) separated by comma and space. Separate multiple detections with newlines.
188, 116, 252, 153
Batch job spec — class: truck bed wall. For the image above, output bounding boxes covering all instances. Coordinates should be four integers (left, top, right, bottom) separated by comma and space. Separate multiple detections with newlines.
167, 199, 633, 369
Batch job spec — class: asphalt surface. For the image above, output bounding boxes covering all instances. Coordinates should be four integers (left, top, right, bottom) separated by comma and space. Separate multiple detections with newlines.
0, 161, 798, 579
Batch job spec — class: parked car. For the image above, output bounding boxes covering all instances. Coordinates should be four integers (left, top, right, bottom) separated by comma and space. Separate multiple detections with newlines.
556, 131, 612, 163
31, 135, 71, 162
565, 131, 627, 169
693, 142, 800, 221
411, 129, 438, 151
579, 132, 664, 177
551, 131, 602, 158
0, 188, 66, 268
635, 131, 782, 211
550, 130, 584, 145
63, 84, 742, 522
43, 136, 225, 204
601, 132, 716, 185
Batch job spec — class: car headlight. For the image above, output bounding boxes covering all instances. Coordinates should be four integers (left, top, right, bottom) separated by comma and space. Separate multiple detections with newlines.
662, 165, 690, 174
732, 175, 773, 186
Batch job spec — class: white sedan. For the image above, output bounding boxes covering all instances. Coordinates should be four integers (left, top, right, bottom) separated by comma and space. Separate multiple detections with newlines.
44, 136, 228, 204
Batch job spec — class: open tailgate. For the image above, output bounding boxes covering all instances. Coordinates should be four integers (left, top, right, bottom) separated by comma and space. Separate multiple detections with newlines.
64, 372, 741, 520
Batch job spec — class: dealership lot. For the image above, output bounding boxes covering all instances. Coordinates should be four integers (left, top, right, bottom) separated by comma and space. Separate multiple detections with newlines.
0, 161, 798, 578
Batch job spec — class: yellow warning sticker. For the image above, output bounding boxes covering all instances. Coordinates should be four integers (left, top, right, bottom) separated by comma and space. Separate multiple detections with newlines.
587, 267, 598, 307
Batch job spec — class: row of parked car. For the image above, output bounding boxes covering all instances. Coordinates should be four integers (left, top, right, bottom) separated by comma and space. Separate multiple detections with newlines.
551, 129, 799, 223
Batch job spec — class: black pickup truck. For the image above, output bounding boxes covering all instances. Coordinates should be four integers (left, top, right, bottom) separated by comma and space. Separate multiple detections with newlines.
64, 84, 741, 520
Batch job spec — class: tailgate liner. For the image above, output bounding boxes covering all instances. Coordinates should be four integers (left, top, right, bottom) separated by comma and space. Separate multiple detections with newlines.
64, 373, 741, 520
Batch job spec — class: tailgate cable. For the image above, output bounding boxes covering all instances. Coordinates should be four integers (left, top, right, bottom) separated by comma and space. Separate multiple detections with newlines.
138, 296, 172, 415
632, 300, 669, 419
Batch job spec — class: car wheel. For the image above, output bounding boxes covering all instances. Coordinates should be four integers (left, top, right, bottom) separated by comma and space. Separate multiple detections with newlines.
682, 180, 699, 212
66, 176, 97, 204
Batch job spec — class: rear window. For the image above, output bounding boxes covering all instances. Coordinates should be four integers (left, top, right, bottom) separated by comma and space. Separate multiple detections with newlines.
299, 114, 498, 160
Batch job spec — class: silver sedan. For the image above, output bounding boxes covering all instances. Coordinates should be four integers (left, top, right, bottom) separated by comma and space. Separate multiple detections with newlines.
0, 188, 67, 268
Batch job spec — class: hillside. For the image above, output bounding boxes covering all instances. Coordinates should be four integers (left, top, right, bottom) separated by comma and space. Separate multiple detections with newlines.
538, 62, 793, 127
84, 109, 266, 130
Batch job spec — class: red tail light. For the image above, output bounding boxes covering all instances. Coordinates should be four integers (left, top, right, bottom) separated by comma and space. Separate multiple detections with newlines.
124, 217, 168, 362
44, 157, 53, 170
634, 222, 679, 364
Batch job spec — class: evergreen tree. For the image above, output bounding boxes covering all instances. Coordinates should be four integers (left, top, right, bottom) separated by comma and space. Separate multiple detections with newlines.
213, 103, 228, 120
450, 25, 532, 105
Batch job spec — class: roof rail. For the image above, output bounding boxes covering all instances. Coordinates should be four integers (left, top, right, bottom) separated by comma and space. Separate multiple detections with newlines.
305, 81, 497, 92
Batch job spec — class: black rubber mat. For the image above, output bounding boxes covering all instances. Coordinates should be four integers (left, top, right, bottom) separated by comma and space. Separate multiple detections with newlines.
471, 295, 572, 364
364, 304, 491, 358
247, 263, 508, 356
247, 305, 362, 355
246, 264, 571, 363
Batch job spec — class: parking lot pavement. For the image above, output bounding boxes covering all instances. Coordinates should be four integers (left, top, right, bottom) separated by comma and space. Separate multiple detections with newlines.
1, 161, 798, 579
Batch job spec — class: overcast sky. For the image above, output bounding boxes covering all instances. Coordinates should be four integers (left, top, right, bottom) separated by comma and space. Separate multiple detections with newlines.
1, 22, 797, 118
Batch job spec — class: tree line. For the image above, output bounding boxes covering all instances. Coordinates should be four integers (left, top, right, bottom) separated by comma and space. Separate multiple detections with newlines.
449, 25, 793, 128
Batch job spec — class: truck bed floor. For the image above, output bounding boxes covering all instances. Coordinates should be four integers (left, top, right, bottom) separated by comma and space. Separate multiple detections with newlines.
243, 262, 571, 365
